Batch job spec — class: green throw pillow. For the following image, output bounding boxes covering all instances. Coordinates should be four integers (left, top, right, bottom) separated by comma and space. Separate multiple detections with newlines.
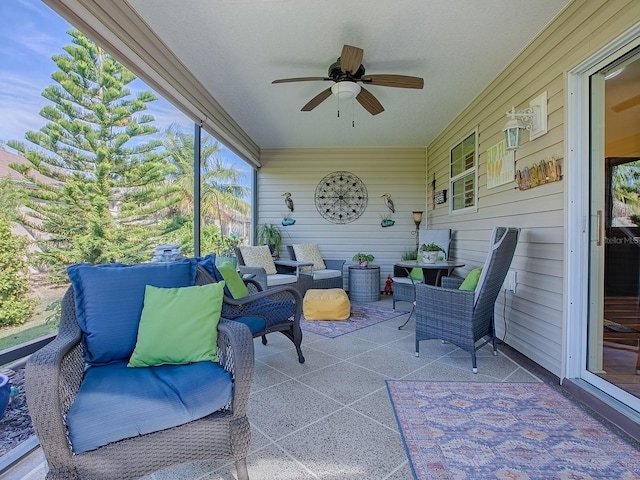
217, 260, 249, 298
459, 268, 482, 291
409, 268, 424, 281
128, 282, 225, 367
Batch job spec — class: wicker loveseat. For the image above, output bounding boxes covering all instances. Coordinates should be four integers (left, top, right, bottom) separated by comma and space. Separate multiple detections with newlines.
234, 246, 308, 292
26, 259, 254, 480
286, 244, 345, 290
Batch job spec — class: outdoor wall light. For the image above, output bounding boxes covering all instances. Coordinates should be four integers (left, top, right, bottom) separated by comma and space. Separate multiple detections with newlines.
503, 92, 548, 151
503, 106, 535, 151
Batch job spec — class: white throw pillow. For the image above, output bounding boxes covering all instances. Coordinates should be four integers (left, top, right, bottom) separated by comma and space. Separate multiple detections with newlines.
240, 245, 277, 275
292, 244, 327, 271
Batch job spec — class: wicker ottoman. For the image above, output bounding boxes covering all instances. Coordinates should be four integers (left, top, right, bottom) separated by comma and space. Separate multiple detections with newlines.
303, 288, 351, 321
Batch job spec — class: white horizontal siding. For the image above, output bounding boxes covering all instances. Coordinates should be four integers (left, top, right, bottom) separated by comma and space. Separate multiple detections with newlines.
258, 147, 426, 290
426, 0, 640, 376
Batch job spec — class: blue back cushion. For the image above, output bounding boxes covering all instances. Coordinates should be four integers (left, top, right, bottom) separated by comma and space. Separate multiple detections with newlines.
197, 254, 218, 281
67, 259, 198, 365
66, 360, 232, 453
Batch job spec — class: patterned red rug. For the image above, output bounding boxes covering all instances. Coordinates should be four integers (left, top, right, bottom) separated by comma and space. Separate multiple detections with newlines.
387, 381, 640, 479
300, 303, 408, 338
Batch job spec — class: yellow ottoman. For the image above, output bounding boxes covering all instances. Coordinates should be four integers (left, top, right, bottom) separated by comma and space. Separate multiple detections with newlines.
303, 288, 351, 321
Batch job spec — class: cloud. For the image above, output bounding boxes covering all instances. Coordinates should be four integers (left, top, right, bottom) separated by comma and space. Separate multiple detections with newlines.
0, 72, 50, 144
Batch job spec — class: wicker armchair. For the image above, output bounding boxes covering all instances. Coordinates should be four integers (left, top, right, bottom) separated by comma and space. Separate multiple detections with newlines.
286, 245, 345, 290
198, 264, 306, 364
415, 227, 519, 373
25, 266, 254, 480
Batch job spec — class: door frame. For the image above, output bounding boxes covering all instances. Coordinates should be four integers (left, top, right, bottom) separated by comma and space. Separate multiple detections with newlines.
566, 25, 640, 411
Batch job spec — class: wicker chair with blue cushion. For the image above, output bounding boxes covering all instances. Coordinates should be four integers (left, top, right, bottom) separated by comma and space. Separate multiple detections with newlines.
25, 259, 254, 480
415, 227, 519, 373
286, 244, 345, 290
200, 255, 305, 364
392, 229, 451, 315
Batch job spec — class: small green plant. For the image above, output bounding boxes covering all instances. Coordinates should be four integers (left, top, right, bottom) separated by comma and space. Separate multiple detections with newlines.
420, 242, 445, 252
401, 249, 418, 261
257, 223, 283, 255
352, 253, 374, 266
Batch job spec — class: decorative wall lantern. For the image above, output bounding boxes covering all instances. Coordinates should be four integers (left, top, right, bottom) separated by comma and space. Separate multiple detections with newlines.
503, 91, 548, 151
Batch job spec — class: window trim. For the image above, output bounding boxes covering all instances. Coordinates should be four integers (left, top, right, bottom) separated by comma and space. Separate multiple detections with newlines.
449, 128, 479, 215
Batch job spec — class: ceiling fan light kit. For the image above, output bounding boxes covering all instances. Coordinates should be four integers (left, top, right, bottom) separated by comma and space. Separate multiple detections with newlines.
331, 81, 361, 100
273, 44, 424, 116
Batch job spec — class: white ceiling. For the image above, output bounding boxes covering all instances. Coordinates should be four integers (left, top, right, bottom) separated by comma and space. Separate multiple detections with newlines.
125, 0, 570, 150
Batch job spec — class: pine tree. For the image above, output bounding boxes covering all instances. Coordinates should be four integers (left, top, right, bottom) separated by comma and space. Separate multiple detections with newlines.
8, 30, 171, 282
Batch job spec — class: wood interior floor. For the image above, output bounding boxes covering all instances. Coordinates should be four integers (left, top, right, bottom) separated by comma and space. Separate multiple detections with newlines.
602, 296, 640, 397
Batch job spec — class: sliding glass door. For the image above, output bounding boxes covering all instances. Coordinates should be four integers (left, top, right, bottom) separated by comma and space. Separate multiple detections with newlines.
587, 48, 640, 411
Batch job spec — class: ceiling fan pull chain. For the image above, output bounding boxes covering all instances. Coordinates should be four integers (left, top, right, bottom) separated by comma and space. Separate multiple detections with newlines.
352, 98, 355, 127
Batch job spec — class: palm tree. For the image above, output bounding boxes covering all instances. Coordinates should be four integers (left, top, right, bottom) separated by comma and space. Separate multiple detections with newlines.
161, 124, 250, 234
611, 160, 640, 224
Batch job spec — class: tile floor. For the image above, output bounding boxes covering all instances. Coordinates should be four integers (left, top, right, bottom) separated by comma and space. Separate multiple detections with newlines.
6, 297, 544, 480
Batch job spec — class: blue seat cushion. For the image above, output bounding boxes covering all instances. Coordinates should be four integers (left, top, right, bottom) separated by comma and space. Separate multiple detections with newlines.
67, 259, 198, 365
232, 316, 267, 334
223, 298, 295, 328
66, 360, 232, 454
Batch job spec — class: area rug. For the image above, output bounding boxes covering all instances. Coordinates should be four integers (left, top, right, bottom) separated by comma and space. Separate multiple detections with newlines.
387, 381, 640, 479
300, 303, 408, 338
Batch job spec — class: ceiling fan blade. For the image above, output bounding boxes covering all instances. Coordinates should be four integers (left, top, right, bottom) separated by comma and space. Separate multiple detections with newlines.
301, 88, 333, 111
356, 88, 384, 115
361, 74, 424, 89
611, 94, 640, 112
340, 45, 364, 74
272, 77, 332, 84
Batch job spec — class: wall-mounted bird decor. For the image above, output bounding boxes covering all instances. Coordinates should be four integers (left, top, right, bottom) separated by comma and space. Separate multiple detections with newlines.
282, 192, 294, 212
381, 193, 395, 213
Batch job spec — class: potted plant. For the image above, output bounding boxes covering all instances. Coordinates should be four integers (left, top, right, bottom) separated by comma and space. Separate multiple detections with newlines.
352, 252, 375, 267
401, 248, 418, 261
257, 223, 282, 258
420, 242, 445, 264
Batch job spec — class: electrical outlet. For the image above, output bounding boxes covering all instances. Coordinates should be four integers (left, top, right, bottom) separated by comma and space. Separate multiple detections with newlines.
503, 270, 517, 293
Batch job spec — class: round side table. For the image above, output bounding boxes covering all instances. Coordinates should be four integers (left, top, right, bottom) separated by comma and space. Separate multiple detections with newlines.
348, 265, 380, 302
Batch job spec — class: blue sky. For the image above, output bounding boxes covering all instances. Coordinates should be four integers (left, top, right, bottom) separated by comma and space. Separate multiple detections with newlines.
0, 0, 251, 182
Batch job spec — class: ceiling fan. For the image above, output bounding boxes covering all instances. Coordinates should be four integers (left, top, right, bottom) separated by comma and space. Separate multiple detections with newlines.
272, 44, 424, 116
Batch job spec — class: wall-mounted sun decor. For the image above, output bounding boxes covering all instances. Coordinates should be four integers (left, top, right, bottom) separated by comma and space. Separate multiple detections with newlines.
314, 171, 368, 224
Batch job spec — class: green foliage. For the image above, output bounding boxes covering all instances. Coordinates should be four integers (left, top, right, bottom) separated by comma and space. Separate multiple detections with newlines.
161, 125, 250, 230
421, 242, 445, 252
401, 248, 418, 261
257, 223, 282, 253
0, 178, 27, 221
7, 30, 170, 281
163, 216, 242, 257
0, 216, 34, 326
352, 253, 375, 262
44, 298, 63, 328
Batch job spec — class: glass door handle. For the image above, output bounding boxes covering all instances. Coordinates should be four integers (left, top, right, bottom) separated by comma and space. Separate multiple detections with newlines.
596, 210, 603, 246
